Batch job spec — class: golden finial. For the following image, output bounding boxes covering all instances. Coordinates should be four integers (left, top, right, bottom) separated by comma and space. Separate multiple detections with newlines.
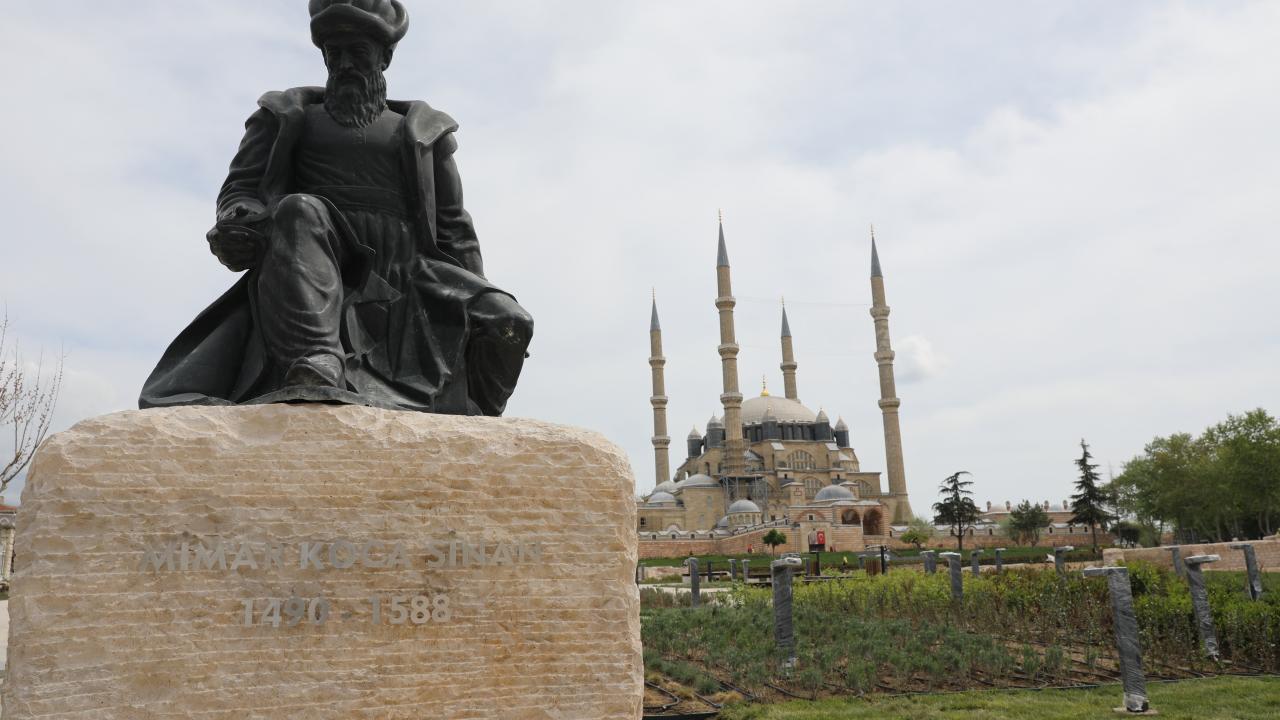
870, 223, 876, 241
651, 287, 656, 301
761, 376, 771, 396
718, 208, 724, 224
781, 295, 786, 308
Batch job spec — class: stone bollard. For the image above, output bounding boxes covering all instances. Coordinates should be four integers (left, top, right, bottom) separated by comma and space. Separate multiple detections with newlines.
1054, 546, 1074, 577
685, 557, 700, 608
921, 550, 937, 574
1229, 543, 1263, 600
1084, 567, 1151, 714
882, 547, 892, 574
971, 549, 983, 575
940, 552, 963, 601
742, 560, 750, 584
728, 558, 739, 582
1183, 554, 1221, 659
1165, 546, 1184, 577
706, 558, 713, 583
771, 556, 804, 670
994, 547, 1006, 573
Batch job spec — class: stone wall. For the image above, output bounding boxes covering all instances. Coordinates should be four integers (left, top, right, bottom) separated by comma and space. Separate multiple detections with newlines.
1103, 537, 1280, 571
4, 405, 642, 720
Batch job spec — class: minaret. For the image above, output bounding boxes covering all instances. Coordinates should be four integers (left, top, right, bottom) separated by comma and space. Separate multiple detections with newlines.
715, 215, 746, 476
649, 293, 671, 485
869, 228, 912, 522
780, 301, 799, 401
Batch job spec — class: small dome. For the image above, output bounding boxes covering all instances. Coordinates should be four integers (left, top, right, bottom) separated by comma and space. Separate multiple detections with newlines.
728, 499, 762, 514
814, 484, 856, 502
707, 415, 724, 428
835, 417, 849, 431
741, 395, 816, 424
816, 409, 830, 423
654, 480, 679, 494
681, 474, 718, 489
688, 426, 702, 439
647, 491, 677, 504
715, 516, 730, 528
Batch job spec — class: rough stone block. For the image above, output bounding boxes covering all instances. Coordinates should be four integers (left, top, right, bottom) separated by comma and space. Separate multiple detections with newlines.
3, 405, 642, 719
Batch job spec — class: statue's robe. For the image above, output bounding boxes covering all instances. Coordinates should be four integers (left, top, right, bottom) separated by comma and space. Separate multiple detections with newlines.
140, 87, 521, 414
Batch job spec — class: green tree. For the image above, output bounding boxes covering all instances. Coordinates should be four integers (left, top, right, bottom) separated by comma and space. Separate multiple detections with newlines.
1070, 439, 1113, 552
761, 529, 787, 555
900, 516, 935, 549
932, 471, 979, 551
1008, 500, 1050, 546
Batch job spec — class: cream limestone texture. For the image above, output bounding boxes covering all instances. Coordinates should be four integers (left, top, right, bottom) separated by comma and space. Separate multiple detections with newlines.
2, 405, 642, 720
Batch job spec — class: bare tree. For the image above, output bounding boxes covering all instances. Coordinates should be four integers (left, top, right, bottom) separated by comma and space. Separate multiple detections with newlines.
1, 312, 63, 497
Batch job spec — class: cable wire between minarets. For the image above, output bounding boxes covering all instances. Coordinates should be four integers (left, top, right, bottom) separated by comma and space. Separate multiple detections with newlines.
649, 294, 671, 485
715, 216, 746, 476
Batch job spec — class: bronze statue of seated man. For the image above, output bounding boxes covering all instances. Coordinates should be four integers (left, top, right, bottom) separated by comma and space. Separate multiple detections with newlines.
141, 0, 532, 416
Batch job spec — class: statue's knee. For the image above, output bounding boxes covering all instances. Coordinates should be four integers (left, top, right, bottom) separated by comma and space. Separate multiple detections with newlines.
273, 193, 327, 225
473, 295, 533, 346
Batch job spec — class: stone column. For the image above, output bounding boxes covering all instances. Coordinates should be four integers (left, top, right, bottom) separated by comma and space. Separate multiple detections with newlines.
649, 297, 671, 486
728, 558, 738, 582
868, 234, 911, 523
1054, 545, 1074, 577
1084, 567, 1151, 714
994, 547, 1005, 574
1165, 546, 1184, 577
940, 552, 962, 601
686, 557, 701, 608
771, 556, 803, 669
0, 519, 15, 582
742, 560, 750, 583
921, 550, 937, 574
705, 558, 713, 583
1183, 554, 1220, 659
715, 219, 746, 476
970, 549, 983, 575
1229, 543, 1263, 601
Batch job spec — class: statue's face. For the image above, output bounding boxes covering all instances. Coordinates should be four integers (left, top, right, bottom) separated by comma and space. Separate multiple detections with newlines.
321, 33, 387, 82
320, 32, 390, 128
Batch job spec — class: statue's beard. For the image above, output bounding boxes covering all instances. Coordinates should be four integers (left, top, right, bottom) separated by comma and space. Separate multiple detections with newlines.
324, 69, 388, 129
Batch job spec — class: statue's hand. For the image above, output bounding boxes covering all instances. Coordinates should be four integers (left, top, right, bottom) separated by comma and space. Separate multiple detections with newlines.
206, 217, 266, 270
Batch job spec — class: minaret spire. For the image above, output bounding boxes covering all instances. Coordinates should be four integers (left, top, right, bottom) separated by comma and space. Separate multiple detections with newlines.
649, 293, 671, 485
780, 299, 799, 401
715, 214, 745, 476
869, 228, 912, 523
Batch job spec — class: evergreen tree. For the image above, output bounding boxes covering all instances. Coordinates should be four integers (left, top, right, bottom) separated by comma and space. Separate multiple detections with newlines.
761, 529, 787, 555
1008, 500, 1051, 546
932, 471, 979, 551
1071, 439, 1113, 551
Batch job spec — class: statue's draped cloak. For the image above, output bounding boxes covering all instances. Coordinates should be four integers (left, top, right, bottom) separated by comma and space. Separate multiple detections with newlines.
140, 87, 505, 414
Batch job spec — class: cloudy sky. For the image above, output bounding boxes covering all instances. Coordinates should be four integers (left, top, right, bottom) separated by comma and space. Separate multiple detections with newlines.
2, 1, 1278, 515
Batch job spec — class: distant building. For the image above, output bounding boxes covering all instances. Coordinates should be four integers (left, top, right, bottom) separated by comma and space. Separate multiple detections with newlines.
638, 221, 913, 548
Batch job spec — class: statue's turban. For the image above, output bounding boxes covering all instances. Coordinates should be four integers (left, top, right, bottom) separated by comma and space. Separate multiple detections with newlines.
310, 0, 409, 50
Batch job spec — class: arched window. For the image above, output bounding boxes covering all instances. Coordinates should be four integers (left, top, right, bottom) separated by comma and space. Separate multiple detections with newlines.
789, 451, 816, 470
841, 509, 860, 525
804, 477, 822, 497
639, 517, 647, 527
862, 509, 882, 536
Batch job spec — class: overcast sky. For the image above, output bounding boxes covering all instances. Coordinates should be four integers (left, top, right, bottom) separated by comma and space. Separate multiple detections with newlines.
2, 1, 1278, 516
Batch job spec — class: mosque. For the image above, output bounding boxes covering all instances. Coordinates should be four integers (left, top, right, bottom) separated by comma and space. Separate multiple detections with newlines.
637, 221, 913, 546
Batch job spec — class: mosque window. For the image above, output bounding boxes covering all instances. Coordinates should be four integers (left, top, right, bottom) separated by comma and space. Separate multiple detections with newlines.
640, 517, 647, 527
803, 477, 821, 497
789, 451, 816, 470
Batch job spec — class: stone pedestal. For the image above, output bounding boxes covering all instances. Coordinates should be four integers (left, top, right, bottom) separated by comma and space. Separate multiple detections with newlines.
3, 405, 642, 719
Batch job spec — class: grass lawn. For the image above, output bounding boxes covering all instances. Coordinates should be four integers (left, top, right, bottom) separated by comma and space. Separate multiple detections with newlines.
718, 676, 1280, 720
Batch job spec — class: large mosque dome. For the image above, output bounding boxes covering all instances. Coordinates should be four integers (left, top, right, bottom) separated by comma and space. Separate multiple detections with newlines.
740, 395, 818, 424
